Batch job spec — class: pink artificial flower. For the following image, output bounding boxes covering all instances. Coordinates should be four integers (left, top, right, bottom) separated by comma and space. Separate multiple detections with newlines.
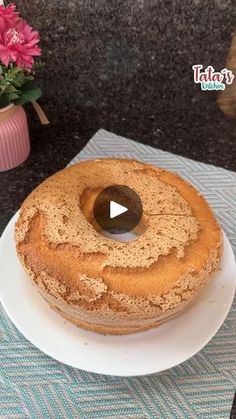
0, 4, 19, 33
0, 18, 41, 69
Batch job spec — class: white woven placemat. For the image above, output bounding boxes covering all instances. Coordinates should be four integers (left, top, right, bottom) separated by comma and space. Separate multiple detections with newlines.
1, 129, 236, 418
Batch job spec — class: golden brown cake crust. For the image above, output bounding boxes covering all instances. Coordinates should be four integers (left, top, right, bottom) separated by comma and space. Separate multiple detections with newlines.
15, 158, 223, 334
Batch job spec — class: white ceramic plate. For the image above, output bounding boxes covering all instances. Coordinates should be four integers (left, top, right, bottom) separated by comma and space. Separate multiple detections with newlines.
0, 212, 236, 376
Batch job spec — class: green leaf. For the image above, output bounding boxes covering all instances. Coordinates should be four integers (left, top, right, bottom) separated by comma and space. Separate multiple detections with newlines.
14, 82, 42, 105
4, 85, 18, 93
0, 65, 40, 106
0, 94, 10, 108
10, 93, 20, 100
13, 72, 25, 88
0, 85, 7, 92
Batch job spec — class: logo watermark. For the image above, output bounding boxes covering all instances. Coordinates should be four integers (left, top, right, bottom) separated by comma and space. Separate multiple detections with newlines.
192, 65, 234, 91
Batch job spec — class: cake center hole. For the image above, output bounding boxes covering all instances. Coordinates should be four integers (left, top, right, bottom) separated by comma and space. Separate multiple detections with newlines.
80, 186, 145, 242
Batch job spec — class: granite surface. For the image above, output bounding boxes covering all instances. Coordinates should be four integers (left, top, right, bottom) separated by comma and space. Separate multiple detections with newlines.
1, 0, 236, 237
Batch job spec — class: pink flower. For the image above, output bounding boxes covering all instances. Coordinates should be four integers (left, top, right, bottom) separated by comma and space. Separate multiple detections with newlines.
0, 19, 41, 69
0, 4, 19, 33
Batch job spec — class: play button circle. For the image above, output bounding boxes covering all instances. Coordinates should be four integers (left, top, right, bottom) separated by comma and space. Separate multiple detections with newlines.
93, 185, 143, 234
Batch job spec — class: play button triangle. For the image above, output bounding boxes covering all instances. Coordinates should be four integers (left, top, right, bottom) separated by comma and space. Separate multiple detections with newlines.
110, 201, 128, 219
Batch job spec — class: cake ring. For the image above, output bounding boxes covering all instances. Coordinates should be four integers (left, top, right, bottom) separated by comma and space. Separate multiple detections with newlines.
15, 158, 222, 335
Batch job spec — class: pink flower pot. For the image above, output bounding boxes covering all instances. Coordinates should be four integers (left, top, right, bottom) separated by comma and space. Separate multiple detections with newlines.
0, 104, 30, 172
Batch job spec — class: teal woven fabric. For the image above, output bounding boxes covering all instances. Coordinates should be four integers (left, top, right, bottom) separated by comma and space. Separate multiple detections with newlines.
1, 129, 236, 418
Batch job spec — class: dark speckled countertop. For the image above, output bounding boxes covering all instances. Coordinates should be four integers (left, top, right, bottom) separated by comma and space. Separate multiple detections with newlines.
1, 0, 236, 234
